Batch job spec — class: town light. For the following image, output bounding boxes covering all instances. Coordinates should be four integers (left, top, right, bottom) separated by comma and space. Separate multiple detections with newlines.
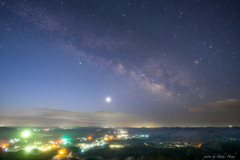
59, 149, 65, 155
26, 147, 31, 152
88, 136, 92, 140
22, 131, 30, 137
62, 138, 68, 142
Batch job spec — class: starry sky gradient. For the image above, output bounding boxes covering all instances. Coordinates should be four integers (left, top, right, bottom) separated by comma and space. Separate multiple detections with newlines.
0, 0, 240, 127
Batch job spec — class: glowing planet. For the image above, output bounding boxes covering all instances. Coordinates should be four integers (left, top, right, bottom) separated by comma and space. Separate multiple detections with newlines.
106, 97, 111, 102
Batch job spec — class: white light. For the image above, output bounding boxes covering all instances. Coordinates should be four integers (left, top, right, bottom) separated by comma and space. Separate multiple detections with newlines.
106, 97, 111, 102
22, 131, 30, 137
26, 147, 31, 152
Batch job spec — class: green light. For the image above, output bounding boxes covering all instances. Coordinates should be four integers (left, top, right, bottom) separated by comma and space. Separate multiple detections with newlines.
26, 147, 31, 152
22, 131, 30, 137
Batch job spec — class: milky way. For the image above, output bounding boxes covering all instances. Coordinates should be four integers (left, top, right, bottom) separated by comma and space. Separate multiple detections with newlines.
0, 0, 240, 127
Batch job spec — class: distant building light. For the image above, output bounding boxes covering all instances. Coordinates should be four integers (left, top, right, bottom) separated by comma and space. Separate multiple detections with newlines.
88, 136, 92, 140
26, 147, 31, 152
62, 138, 68, 142
22, 131, 30, 138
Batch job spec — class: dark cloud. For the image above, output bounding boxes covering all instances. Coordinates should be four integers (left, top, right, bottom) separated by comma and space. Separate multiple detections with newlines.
188, 107, 205, 112
208, 99, 240, 111
0, 108, 132, 127
35, 108, 130, 118
0, 109, 152, 127
0, 115, 101, 127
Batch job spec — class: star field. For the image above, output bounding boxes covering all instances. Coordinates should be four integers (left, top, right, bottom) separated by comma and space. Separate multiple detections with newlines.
0, 0, 240, 127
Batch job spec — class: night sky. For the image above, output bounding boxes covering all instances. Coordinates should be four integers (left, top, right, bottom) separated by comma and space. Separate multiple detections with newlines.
0, 0, 240, 127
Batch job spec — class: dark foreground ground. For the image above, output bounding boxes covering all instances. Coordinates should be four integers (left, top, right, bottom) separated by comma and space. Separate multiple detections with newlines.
0, 127, 240, 160
1, 140, 240, 160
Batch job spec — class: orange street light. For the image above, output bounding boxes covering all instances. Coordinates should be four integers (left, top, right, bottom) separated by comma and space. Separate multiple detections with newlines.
88, 136, 92, 140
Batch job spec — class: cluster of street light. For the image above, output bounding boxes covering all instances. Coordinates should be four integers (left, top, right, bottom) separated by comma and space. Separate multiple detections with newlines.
1, 129, 149, 155
10, 139, 20, 143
